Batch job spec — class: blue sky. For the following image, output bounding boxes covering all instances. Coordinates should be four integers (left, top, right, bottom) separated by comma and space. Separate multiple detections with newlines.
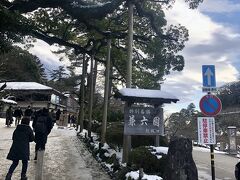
29, 0, 240, 115
162, 0, 240, 115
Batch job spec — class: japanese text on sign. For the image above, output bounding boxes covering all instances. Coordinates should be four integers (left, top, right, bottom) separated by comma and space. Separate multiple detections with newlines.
124, 106, 163, 135
198, 117, 216, 145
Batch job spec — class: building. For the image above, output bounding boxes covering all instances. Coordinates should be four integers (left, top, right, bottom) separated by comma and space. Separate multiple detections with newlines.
0, 82, 79, 117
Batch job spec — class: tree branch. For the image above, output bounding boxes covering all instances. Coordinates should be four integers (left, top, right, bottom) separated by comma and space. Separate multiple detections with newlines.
8, 0, 125, 20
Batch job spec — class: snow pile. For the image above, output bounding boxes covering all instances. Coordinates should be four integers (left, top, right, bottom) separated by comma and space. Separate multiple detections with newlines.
77, 129, 166, 180
149, 146, 168, 159
126, 170, 163, 180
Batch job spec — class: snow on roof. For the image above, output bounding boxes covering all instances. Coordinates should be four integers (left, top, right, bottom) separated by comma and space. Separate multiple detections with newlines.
0, 98, 17, 105
118, 88, 178, 100
0, 82, 53, 90
228, 126, 236, 129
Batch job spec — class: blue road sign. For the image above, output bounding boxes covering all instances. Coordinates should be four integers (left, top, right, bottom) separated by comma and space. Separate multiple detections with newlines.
199, 94, 222, 116
202, 65, 216, 88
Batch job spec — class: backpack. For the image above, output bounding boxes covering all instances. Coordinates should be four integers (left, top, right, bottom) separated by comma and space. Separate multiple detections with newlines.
35, 116, 47, 133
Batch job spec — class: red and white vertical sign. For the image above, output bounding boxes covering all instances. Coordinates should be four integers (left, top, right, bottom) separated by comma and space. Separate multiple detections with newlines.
198, 117, 216, 144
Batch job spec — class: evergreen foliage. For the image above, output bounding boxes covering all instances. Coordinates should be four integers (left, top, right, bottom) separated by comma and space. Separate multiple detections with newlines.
217, 81, 240, 109
0, 47, 46, 83
167, 103, 199, 139
129, 146, 167, 176
0, 0, 204, 88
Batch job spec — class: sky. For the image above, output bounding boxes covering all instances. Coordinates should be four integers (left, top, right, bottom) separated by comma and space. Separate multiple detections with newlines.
28, 0, 240, 115
162, 0, 240, 115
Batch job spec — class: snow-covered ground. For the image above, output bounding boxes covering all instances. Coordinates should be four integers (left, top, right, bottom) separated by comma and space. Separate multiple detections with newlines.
0, 118, 110, 180
1, 117, 237, 180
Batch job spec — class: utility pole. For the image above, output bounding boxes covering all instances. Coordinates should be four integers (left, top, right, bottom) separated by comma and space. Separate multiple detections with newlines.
122, 1, 133, 163
101, 38, 112, 144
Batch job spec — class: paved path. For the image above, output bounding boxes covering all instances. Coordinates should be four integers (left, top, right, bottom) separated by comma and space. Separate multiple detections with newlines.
0, 119, 111, 180
193, 147, 238, 180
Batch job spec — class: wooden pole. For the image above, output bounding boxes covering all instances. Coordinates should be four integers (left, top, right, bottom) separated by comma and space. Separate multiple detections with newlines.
139, 168, 144, 179
155, 135, 160, 147
122, 1, 133, 163
101, 38, 111, 144
35, 150, 44, 180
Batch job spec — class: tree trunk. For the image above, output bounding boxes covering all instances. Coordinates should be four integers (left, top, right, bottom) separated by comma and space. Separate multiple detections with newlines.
88, 55, 94, 138
78, 54, 87, 132
101, 38, 111, 143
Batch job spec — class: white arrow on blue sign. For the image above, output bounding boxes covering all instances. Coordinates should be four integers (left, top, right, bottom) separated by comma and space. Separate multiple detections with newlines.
202, 65, 216, 88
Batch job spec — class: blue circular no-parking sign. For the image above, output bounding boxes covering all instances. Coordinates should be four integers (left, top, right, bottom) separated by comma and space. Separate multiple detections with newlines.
199, 94, 222, 116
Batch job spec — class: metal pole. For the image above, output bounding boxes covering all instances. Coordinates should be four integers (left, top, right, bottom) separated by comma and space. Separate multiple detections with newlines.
101, 38, 111, 143
122, 1, 133, 163
210, 144, 215, 180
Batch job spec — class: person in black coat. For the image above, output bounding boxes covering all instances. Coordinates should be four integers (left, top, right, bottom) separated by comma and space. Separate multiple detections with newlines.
235, 160, 240, 180
24, 106, 33, 118
5, 117, 34, 180
32, 108, 53, 160
5, 106, 13, 127
13, 106, 23, 126
55, 109, 61, 122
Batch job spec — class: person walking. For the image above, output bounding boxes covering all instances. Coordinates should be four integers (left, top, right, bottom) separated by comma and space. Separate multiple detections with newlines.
55, 109, 61, 123
5, 106, 13, 127
49, 109, 56, 126
59, 110, 68, 127
24, 106, 33, 119
5, 117, 34, 180
32, 108, 53, 160
13, 106, 23, 126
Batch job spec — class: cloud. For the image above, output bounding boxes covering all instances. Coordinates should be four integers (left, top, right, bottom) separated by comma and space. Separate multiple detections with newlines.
199, 0, 240, 13
161, 0, 239, 113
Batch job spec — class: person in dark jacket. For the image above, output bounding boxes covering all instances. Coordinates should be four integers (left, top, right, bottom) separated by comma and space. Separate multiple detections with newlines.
32, 108, 53, 160
13, 106, 23, 126
24, 106, 33, 118
5, 117, 34, 180
49, 109, 56, 126
55, 109, 61, 122
235, 160, 240, 180
5, 106, 13, 127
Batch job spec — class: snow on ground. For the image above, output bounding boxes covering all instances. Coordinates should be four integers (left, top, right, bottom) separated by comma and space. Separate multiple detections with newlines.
150, 145, 227, 155
193, 146, 227, 154
0, 118, 110, 180
126, 171, 163, 180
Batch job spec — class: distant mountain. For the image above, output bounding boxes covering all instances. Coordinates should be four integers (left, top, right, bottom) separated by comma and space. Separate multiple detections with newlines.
217, 80, 240, 110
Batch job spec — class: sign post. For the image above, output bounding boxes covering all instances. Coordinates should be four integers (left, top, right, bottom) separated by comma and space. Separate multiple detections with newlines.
199, 65, 221, 180
199, 94, 222, 117
198, 117, 216, 180
202, 65, 216, 92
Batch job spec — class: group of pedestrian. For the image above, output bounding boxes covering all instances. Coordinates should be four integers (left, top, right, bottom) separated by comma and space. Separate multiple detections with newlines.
5, 105, 32, 127
55, 109, 76, 128
5, 107, 53, 180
